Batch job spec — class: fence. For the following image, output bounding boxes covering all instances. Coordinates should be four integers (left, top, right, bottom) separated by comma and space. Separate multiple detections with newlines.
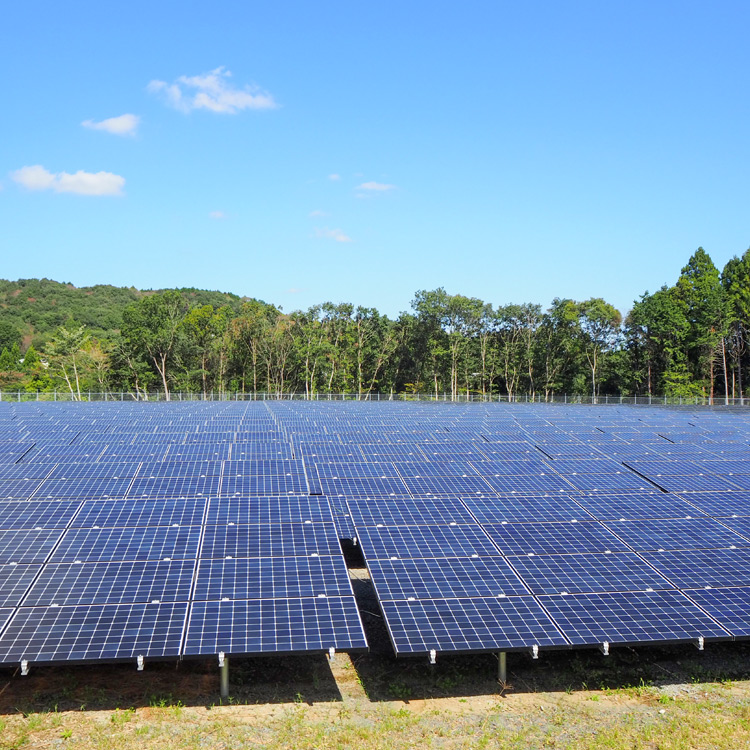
0, 391, 748, 407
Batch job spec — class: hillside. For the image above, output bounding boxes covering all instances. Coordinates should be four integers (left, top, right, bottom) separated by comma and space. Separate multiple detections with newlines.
0, 278, 248, 349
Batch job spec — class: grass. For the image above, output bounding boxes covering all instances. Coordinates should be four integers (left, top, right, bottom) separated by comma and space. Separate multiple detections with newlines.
2, 643, 750, 749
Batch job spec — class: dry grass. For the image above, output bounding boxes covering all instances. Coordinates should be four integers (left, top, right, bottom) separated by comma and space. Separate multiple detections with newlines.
2, 641, 750, 749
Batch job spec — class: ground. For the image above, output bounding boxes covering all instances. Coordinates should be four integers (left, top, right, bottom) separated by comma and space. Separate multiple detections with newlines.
1, 565, 750, 748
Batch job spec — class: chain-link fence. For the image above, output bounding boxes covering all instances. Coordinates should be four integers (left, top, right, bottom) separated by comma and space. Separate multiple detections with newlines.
1, 390, 748, 406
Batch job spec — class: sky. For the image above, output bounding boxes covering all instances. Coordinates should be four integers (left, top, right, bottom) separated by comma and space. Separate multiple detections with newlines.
2, 1, 749, 319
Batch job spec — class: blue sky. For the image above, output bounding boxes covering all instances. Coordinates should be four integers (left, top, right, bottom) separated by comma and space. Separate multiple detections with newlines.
3, 1, 749, 319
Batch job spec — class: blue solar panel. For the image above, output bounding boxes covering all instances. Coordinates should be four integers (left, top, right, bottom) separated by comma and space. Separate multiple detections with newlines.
379, 596, 569, 654
23, 560, 196, 606
539, 590, 730, 646
0, 529, 64, 564
72, 499, 207, 528
485, 521, 630, 556
0, 603, 188, 663
367, 557, 529, 600
0, 500, 82, 530
347, 496, 477, 526
574, 494, 708, 521
686, 587, 750, 637
642, 548, 750, 589
200, 522, 342, 558
205, 497, 333, 525
507, 552, 674, 595
605, 518, 750, 551
0, 564, 41, 606
356, 525, 502, 560
51, 527, 202, 563
193, 556, 354, 600
463, 496, 595, 524
183, 597, 367, 656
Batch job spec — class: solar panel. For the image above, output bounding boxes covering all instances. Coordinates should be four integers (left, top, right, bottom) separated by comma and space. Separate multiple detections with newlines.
72, 499, 207, 528
507, 552, 674, 595
367, 557, 530, 600
604, 518, 750, 551
685, 587, 750, 637
200, 522, 342, 559
0, 603, 188, 664
23, 560, 196, 606
379, 596, 568, 654
0, 500, 82, 530
485, 521, 630, 556
538, 590, 730, 646
0, 529, 65, 564
0, 564, 42, 606
183, 597, 367, 656
356, 525, 503, 560
347, 496, 477, 526
193, 556, 354, 600
463, 496, 595, 524
641, 548, 750, 589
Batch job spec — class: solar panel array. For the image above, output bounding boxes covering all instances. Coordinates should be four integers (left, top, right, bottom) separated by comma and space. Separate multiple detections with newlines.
286, 401, 750, 655
3, 400, 750, 670
0, 403, 366, 667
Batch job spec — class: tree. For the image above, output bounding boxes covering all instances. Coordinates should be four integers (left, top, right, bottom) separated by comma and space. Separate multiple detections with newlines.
722, 250, 750, 401
675, 248, 730, 401
576, 298, 622, 399
121, 291, 187, 400
46, 325, 91, 400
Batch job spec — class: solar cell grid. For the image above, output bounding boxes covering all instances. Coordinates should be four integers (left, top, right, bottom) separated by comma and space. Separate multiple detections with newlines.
193, 556, 354, 601
574, 494, 708, 521
485, 521, 630, 556
23, 560, 196, 606
463, 495, 595, 524
72, 499, 207, 529
539, 590, 730, 646
380, 596, 568, 654
642, 548, 750, 589
605, 518, 750, 552
507, 552, 674, 595
0, 564, 42, 607
0, 603, 188, 663
685, 587, 750, 637
347, 496, 477, 526
206, 497, 333, 525
367, 557, 530, 600
51, 526, 202, 563
356, 524, 502, 560
0, 529, 65, 564
183, 597, 367, 656
200, 522, 342, 559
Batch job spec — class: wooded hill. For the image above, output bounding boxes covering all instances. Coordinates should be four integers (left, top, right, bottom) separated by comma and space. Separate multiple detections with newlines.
1, 246, 749, 400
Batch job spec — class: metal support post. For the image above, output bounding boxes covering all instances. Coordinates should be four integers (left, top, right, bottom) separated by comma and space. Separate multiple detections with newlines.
219, 653, 229, 698
498, 651, 507, 683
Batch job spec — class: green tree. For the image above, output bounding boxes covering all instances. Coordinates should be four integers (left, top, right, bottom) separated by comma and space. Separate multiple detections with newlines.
576, 298, 622, 399
46, 325, 91, 400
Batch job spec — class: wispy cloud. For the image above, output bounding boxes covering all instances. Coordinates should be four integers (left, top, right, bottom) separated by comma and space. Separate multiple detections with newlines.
285, 287, 303, 294
314, 227, 352, 243
82, 114, 140, 137
12, 165, 125, 196
357, 181, 396, 191
148, 66, 276, 114
328, 173, 341, 181
209, 210, 227, 219
308, 209, 327, 217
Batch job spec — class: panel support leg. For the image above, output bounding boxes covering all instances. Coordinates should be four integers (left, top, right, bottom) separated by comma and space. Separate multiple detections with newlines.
498, 652, 507, 684
219, 653, 229, 699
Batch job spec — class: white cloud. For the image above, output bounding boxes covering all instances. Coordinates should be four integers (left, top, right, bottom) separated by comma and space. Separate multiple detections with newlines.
148, 66, 276, 114
209, 210, 227, 219
308, 209, 327, 217
82, 114, 140, 136
285, 287, 303, 294
12, 165, 125, 196
314, 227, 352, 243
328, 174, 341, 181
357, 181, 396, 191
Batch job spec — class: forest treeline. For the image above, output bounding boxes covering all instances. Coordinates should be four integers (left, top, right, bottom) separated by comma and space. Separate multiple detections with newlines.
1, 246, 749, 400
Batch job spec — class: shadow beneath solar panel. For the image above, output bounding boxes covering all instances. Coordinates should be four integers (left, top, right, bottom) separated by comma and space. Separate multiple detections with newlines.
339, 543, 750, 702
0, 653, 345, 713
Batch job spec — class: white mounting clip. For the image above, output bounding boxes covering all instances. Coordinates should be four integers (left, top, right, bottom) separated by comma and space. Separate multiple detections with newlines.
531, 645, 539, 660
353, 537, 358, 547
429, 649, 437, 665
601, 642, 610, 656
20, 660, 29, 676
218, 651, 225, 668
328, 647, 336, 661
137, 655, 145, 671
696, 636, 705, 651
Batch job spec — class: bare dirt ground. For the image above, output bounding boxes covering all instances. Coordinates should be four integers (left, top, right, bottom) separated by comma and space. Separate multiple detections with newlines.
2, 565, 750, 748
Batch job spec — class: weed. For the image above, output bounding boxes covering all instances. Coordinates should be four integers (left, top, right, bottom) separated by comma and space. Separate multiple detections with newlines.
111, 707, 136, 725
387, 681, 412, 701
61, 728, 72, 739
